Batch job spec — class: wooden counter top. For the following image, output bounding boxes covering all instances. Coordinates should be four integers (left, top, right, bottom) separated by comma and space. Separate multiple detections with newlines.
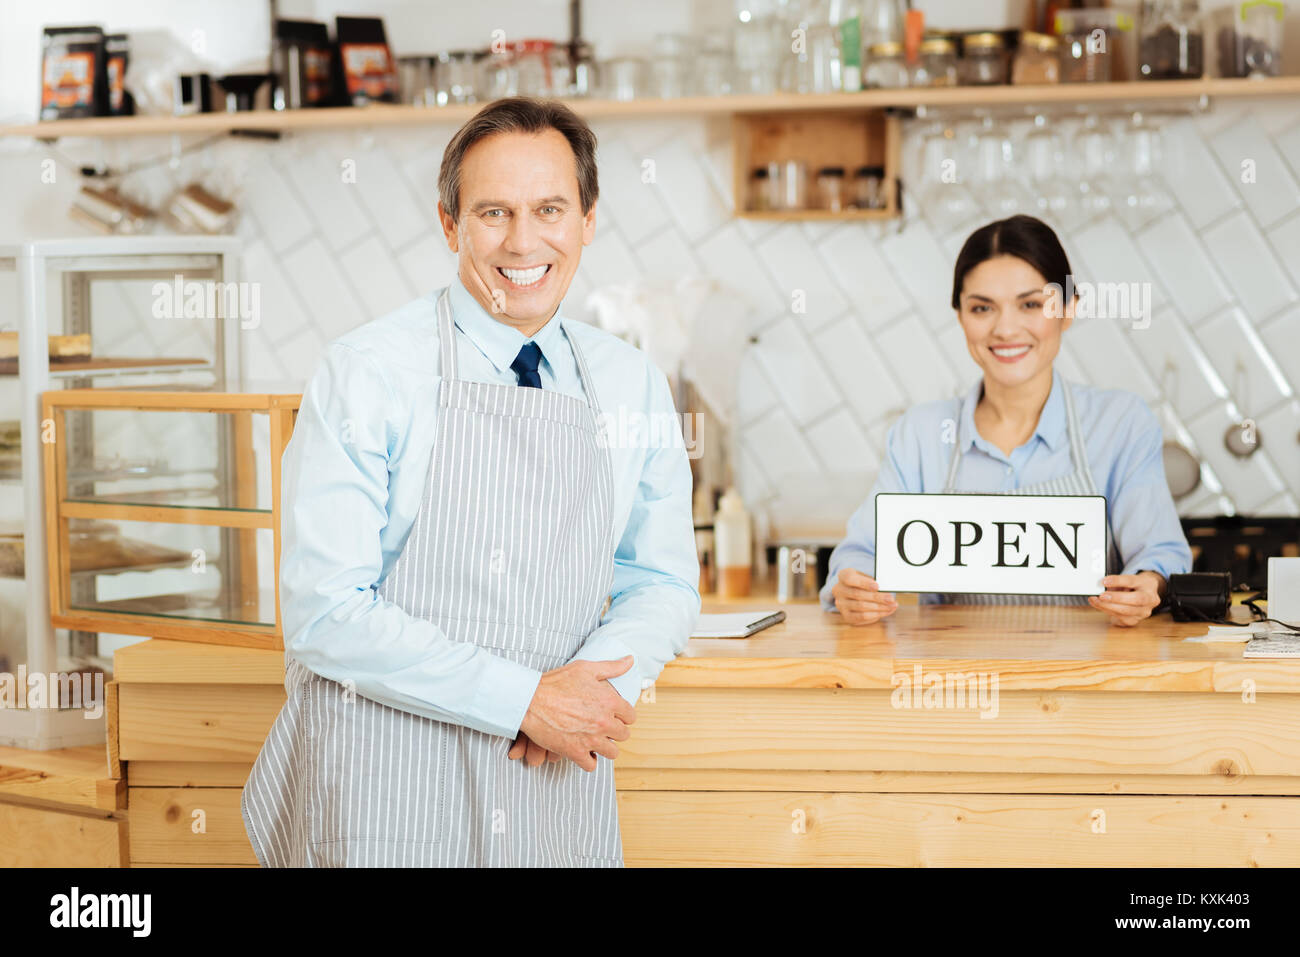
113, 604, 1297, 694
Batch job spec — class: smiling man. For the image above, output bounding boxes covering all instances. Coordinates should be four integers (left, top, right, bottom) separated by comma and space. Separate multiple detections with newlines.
241, 97, 700, 868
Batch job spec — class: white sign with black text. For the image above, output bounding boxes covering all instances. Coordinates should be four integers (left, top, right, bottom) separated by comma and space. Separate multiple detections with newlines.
874, 493, 1107, 596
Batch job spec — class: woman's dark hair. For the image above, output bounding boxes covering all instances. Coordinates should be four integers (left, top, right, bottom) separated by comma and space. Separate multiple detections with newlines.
438, 96, 598, 221
950, 215, 1073, 309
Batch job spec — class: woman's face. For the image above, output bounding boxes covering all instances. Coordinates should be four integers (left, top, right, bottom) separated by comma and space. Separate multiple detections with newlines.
956, 254, 1073, 391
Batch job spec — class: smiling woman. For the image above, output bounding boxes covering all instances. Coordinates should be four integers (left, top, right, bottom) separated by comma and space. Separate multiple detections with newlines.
822, 214, 1192, 627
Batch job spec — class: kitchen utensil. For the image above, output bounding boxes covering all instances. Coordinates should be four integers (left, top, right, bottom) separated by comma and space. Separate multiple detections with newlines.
1224, 363, 1263, 458
173, 72, 212, 114
1158, 364, 1201, 499
215, 73, 270, 112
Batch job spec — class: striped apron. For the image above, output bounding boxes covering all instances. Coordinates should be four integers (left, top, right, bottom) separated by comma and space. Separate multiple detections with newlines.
939, 377, 1118, 606
241, 288, 622, 867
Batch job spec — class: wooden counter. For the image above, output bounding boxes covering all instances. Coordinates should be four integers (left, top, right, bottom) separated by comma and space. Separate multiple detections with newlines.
111, 603, 1300, 867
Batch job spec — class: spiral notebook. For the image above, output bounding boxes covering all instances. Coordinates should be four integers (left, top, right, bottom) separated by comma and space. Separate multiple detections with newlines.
691, 610, 786, 639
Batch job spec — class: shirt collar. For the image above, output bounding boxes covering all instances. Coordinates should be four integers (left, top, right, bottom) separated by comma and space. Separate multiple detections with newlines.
447, 273, 566, 376
958, 369, 1067, 455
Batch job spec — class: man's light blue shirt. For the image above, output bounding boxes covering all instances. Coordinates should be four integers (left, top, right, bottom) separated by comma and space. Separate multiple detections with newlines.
821, 370, 1193, 609
279, 275, 701, 741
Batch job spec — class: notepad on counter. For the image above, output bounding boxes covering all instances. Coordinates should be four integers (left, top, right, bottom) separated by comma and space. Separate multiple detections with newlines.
691, 610, 786, 639
1243, 631, 1300, 658
1184, 624, 1256, 643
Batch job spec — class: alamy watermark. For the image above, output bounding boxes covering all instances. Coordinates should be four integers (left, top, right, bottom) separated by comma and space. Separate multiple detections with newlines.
0, 668, 104, 719
891, 664, 1000, 719
151, 274, 261, 329
1044, 275, 1152, 330
596, 407, 703, 459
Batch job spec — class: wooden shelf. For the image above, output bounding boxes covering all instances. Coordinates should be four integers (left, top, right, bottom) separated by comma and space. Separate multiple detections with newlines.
0, 356, 209, 376
5, 77, 1300, 139
738, 208, 894, 221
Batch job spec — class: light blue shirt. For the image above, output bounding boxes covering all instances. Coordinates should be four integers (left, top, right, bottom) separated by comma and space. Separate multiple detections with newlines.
821, 371, 1193, 609
279, 275, 701, 741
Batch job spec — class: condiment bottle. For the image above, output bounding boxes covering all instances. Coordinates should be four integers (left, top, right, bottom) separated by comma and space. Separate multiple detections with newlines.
714, 488, 753, 599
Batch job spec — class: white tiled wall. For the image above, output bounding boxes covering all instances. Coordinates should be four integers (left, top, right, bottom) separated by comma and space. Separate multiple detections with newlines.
3, 97, 1298, 539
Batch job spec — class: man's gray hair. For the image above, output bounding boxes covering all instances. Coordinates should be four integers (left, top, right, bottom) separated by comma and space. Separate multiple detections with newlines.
438, 97, 599, 222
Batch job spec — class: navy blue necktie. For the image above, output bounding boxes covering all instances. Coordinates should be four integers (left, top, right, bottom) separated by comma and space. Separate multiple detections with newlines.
510, 342, 543, 389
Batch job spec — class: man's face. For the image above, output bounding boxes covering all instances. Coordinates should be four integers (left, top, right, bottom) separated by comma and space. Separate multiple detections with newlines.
439, 129, 595, 333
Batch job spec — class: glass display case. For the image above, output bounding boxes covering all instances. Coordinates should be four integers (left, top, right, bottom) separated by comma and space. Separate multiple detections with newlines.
42, 390, 299, 652
0, 237, 242, 748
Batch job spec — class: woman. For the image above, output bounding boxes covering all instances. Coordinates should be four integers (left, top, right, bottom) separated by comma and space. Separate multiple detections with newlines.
822, 215, 1192, 626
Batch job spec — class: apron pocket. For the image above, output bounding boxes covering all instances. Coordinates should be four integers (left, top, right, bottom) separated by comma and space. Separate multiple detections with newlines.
303, 674, 449, 849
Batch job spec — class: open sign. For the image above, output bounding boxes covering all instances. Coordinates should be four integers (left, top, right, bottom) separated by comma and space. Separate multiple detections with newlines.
874, 493, 1107, 596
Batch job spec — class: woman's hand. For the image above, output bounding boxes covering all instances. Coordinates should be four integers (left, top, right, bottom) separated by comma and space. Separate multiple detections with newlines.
830, 568, 899, 626
1088, 572, 1164, 626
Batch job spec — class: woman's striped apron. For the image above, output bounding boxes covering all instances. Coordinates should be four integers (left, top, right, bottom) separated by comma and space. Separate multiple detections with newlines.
241, 287, 622, 867
939, 376, 1118, 606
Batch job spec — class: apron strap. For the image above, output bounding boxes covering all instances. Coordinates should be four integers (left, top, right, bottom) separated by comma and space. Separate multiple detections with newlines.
436, 288, 459, 382
566, 325, 604, 414
1058, 377, 1099, 490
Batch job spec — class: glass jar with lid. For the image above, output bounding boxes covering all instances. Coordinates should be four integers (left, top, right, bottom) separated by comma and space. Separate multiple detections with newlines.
913, 37, 958, 86
864, 41, 909, 88
1139, 0, 1204, 79
817, 167, 847, 212
961, 32, 1008, 85
850, 165, 885, 209
1012, 31, 1061, 84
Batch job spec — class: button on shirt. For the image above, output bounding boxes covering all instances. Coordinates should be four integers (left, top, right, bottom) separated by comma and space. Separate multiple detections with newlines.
279, 276, 701, 741
821, 372, 1193, 609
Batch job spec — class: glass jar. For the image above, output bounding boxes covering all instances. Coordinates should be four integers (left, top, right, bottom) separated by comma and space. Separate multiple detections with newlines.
435, 50, 480, 104
1239, 0, 1283, 78
513, 39, 557, 97
1056, 10, 1123, 83
772, 160, 808, 211
734, 14, 782, 95
651, 33, 695, 98
480, 48, 517, 99
1139, 0, 1204, 79
914, 37, 958, 86
817, 166, 846, 212
749, 167, 773, 212
864, 41, 909, 88
850, 165, 885, 209
695, 36, 733, 96
961, 32, 1008, 85
397, 55, 435, 106
602, 56, 646, 100
1012, 31, 1061, 84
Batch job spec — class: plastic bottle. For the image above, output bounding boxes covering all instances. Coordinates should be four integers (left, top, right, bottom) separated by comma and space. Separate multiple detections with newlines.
714, 487, 753, 599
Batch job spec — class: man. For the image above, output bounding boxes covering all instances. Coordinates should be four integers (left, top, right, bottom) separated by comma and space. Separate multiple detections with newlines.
241, 97, 700, 867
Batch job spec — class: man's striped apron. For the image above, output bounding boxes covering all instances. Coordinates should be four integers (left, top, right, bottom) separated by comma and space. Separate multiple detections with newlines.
241, 287, 621, 866
939, 376, 1119, 606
